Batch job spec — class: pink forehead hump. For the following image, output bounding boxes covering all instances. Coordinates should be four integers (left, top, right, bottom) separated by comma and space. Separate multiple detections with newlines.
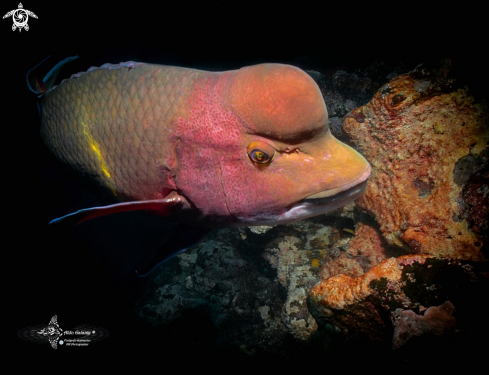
226, 63, 328, 139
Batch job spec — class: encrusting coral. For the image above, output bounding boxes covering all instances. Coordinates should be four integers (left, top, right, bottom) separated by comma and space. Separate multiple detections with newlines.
343, 61, 488, 260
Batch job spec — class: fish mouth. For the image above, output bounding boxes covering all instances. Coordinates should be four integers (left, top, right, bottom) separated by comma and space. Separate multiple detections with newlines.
238, 178, 369, 227
188, 166, 370, 229
232, 164, 371, 227
300, 178, 368, 208
303, 164, 371, 201
277, 164, 371, 223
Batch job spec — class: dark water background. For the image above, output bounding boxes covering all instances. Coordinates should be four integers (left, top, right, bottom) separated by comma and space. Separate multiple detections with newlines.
5, 2, 486, 365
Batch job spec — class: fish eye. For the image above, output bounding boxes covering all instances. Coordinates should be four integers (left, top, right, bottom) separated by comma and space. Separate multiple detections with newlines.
247, 141, 276, 165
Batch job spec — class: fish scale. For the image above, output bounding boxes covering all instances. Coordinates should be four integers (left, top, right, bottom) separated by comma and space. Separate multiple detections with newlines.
40, 64, 201, 201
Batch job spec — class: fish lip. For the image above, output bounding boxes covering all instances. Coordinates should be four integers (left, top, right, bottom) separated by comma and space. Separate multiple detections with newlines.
227, 177, 369, 228
227, 163, 371, 227
300, 178, 368, 207
303, 164, 371, 201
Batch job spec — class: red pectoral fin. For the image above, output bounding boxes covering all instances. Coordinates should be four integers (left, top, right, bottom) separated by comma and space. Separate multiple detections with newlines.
49, 193, 184, 227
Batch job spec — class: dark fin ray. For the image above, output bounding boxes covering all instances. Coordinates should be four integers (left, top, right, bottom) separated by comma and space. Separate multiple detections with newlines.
136, 225, 212, 277
26, 55, 50, 94
43, 56, 79, 91
49, 196, 183, 227
27, 55, 78, 94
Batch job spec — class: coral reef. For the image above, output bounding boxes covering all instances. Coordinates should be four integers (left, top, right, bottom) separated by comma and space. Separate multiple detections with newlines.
458, 166, 489, 245
343, 61, 489, 260
391, 301, 456, 350
307, 62, 489, 353
309, 255, 489, 350
134, 219, 345, 353
136, 228, 288, 354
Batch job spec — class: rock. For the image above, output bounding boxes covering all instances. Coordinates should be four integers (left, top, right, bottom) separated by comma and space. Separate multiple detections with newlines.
305, 61, 489, 359
308, 255, 489, 350
391, 301, 456, 350
458, 167, 489, 248
343, 63, 489, 260
331, 70, 371, 104
453, 149, 488, 186
132, 219, 344, 354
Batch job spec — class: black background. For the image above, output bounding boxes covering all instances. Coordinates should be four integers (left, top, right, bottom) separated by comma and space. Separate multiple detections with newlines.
5, 1, 485, 364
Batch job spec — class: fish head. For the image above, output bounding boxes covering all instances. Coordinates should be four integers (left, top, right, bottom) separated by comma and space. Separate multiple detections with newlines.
222, 63, 370, 225
174, 63, 370, 226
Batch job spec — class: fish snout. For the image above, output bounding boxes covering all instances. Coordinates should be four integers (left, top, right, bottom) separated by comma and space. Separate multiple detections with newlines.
304, 131, 371, 200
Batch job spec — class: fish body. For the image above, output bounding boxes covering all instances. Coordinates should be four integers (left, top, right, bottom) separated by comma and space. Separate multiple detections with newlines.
31, 58, 370, 227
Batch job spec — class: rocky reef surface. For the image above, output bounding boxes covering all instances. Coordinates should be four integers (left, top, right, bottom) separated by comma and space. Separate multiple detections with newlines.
131, 217, 354, 357
309, 254, 488, 351
343, 60, 488, 260
128, 60, 488, 363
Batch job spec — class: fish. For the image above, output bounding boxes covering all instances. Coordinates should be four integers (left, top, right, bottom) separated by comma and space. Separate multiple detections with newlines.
28, 56, 371, 273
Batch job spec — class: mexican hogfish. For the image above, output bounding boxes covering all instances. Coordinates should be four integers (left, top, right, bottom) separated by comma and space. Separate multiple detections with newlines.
29, 57, 371, 228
